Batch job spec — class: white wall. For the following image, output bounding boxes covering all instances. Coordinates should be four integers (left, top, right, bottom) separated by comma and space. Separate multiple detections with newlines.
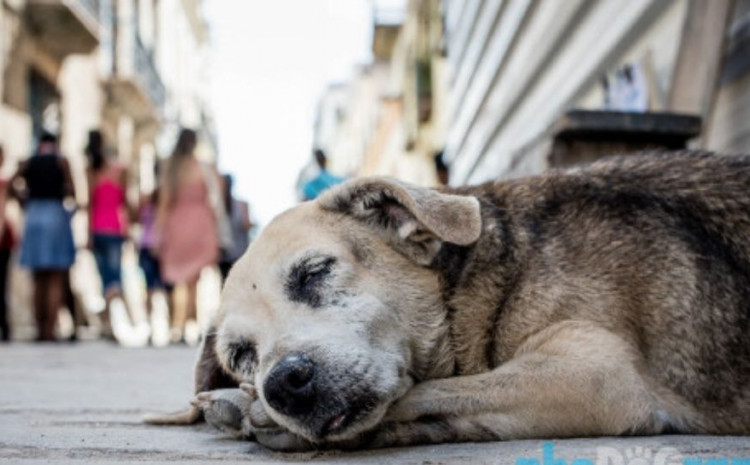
445, 0, 690, 184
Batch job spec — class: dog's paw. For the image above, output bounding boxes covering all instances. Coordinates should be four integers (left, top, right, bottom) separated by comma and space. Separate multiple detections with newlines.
254, 430, 315, 452
192, 388, 253, 438
237, 383, 316, 452
194, 385, 316, 451
237, 383, 282, 432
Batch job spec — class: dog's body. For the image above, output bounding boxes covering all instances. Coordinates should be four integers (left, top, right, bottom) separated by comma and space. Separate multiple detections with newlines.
148, 152, 750, 450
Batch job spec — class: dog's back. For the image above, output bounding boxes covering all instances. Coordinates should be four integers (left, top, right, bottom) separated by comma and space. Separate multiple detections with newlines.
453, 152, 750, 433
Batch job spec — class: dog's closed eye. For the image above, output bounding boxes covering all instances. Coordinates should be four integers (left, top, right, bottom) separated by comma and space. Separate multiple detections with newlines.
227, 339, 257, 375
285, 256, 336, 308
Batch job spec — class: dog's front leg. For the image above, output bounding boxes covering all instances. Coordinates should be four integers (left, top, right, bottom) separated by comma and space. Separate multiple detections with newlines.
364, 321, 683, 448
193, 385, 314, 451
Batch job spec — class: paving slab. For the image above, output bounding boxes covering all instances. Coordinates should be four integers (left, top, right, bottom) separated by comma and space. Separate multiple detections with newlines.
1, 342, 748, 464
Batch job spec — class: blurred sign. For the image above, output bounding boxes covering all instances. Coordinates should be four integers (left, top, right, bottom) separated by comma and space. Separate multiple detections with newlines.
603, 63, 649, 113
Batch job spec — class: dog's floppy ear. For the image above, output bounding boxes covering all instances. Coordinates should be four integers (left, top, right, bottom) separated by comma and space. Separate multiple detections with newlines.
143, 325, 237, 425
193, 327, 239, 393
318, 177, 482, 264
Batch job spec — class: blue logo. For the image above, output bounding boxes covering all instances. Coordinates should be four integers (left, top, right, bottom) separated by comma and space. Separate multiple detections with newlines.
516, 442, 750, 465
517, 443, 595, 465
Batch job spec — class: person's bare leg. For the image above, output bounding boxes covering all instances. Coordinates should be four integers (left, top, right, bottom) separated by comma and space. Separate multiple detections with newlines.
42, 271, 64, 342
183, 278, 201, 345
0, 250, 12, 341
146, 289, 172, 347
105, 288, 128, 317
99, 303, 114, 339
63, 271, 78, 340
33, 271, 51, 341
170, 284, 186, 343
166, 286, 175, 327
145, 290, 154, 317
108, 285, 141, 346
145, 289, 155, 344
186, 278, 198, 323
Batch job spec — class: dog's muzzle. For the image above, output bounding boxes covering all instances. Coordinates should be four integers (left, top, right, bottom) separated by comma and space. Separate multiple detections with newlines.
263, 353, 379, 440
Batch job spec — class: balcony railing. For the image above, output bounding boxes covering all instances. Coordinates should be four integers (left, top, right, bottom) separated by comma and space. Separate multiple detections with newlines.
133, 36, 166, 111
26, 0, 101, 57
107, 20, 165, 122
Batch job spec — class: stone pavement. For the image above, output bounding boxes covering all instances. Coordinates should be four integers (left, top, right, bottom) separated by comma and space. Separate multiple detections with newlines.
1, 342, 748, 464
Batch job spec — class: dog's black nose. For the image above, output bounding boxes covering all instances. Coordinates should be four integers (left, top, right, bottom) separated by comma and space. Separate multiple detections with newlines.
264, 354, 316, 417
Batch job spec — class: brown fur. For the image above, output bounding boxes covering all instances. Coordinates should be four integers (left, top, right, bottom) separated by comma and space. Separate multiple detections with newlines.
149, 151, 750, 450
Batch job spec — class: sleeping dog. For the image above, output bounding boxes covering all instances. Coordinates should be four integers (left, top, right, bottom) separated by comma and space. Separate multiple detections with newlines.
147, 152, 750, 451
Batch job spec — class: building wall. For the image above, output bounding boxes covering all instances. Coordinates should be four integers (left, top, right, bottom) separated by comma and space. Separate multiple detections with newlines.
0, 0, 217, 338
155, 0, 215, 163
707, 71, 750, 153
0, 0, 106, 338
327, 62, 391, 177
0, 2, 103, 225
1, 1, 63, 166
444, 0, 750, 185
705, 0, 750, 153
379, 0, 446, 186
309, 0, 447, 189
60, 53, 104, 206
313, 83, 349, 159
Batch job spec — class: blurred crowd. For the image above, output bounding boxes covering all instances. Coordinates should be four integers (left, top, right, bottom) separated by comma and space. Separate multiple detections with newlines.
0, 128, 254, 346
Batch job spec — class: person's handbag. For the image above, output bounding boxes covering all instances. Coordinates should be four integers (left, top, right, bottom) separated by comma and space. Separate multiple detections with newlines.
200, 163, 234, 251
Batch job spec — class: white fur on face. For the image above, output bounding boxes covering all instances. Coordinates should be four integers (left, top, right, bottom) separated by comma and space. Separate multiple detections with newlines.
215, 203, 426, 441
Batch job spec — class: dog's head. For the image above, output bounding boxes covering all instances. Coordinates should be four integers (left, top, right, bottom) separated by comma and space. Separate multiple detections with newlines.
212, 177, 481, 442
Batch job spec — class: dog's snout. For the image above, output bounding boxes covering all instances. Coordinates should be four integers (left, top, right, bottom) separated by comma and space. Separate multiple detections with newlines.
264, 354, 316, 417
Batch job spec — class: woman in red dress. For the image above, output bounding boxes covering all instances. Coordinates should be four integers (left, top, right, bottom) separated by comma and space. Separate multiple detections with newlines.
156, 129, 219, 344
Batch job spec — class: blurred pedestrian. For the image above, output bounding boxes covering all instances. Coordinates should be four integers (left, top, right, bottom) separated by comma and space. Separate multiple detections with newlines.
0, 145, 16, 342
137, 183, 170, 345
13, 133, 77, 342
219, 174, 253, 281
156, 129, 220, 344
302, 149, 344, 200
85, 130, 130, 340
434, 151, 449, 186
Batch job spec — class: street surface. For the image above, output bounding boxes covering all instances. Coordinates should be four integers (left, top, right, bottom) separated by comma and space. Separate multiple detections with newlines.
1, 343, 748, 464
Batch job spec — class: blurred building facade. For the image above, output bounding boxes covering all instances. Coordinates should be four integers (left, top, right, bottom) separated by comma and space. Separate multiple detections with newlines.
0, 0, 216, 337
1, 0, 99, 179
0, 0, 216, 196
443, 0, 750, 184
310, 0, 749, 191
102, 0, 217, 197
305, 0, 449, 191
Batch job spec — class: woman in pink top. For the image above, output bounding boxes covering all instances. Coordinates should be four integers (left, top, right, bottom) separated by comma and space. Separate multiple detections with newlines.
86, 131, 129, 338
157, 129, 219, 344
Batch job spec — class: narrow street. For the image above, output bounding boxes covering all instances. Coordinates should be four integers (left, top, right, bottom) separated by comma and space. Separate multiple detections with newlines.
1, 342, 749, 464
